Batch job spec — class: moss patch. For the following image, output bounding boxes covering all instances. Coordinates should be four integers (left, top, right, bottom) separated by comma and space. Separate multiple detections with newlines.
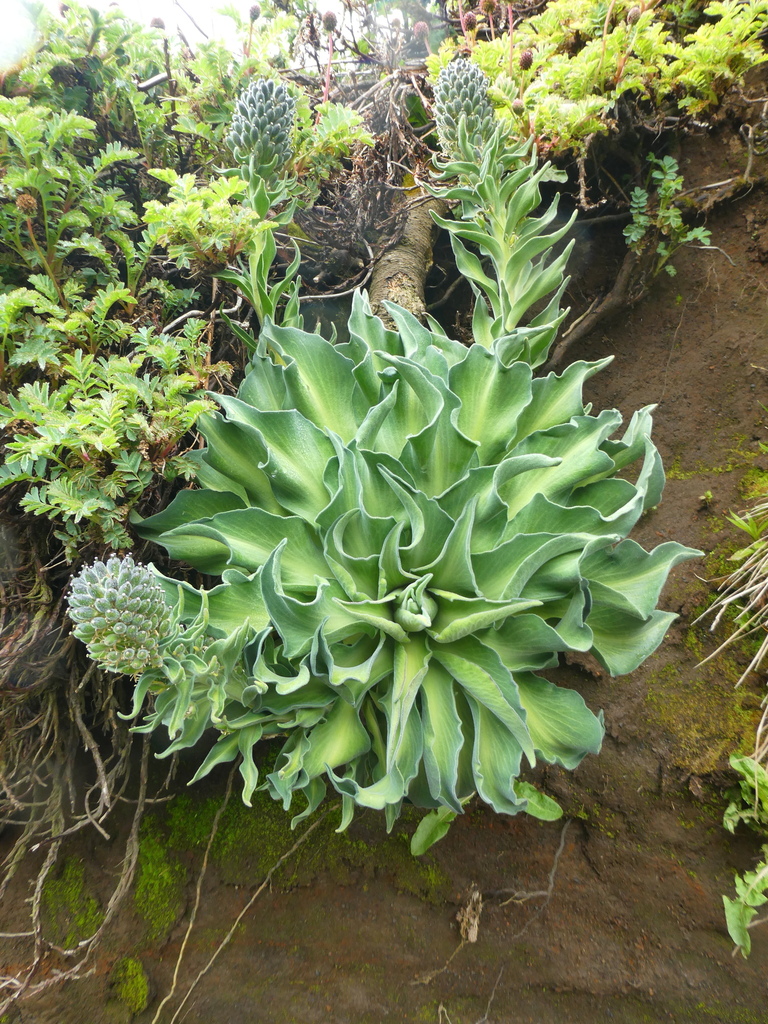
666, 435, 761, 480
689, 1002, 767, 1024
644, 656, 762, 775
134, 817, 186, 940
739, 466, 768, 501
162, 788, 450, 903
110, 956, 149, 1015
42, 857, 103, 948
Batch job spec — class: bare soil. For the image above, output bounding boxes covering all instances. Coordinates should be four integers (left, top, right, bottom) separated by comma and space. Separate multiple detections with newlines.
2, 121, 768, 1024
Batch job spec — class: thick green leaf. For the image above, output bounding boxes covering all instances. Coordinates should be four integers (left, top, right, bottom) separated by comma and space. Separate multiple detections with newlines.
430, 592, 541, 644
481, 612, 575, 669
465, 697, 528, 814
513, 781, 563, 820
724, 896, 757, 958
257, 320, 366, 441
507, 491, 640, 542
330, 704, 423, 810
299, 699, 372, 779
501, 411, 622, 517
260, 543, 364, 658
410, 805, 459, 855
397, 362, 479, 498
357, 366, 440, 459
383, 634, 431, 770
515, 671, 603, 768
582, 539, 701, 619
434, 636, 534, 762
419, 661, 464, 810
379, 467, 453, 570
164, 508, 328, 584
214, 398, 335, 522
423, 499, 478, 596
449, 346, 532, 464
509, 359, 611, 446
588, 605, 677, 675
136, 486, 246, 531
198, 413, 283, 513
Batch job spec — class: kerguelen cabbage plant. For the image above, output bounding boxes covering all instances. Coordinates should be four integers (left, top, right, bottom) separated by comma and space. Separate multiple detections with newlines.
66, 69, 700, 850
106, 285, 696, 841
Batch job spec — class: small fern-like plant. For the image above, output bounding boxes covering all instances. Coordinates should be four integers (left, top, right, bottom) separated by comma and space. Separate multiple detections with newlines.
428, 0, 768, 155
0, 323, 226, 559
623, 155, 712, 277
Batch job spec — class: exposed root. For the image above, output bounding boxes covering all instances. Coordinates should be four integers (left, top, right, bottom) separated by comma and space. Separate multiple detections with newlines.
487, 819, 572, 939
410, 938, 467, 987
0, 736, 150, 1016
473, 966, 504, 1024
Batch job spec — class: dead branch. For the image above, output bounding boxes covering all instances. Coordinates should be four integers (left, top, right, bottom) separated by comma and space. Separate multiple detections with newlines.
369, 195, 448, 324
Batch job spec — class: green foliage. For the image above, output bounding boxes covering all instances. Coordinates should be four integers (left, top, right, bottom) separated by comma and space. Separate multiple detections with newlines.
62, 122, 699, 849
432, 58, 497, 158
724, 754, 768, 834
428, 0, 768, 155
0, 94, 140, 313
144, 81, 373, 327
0, 5, 376, 560
293, 101, 375, 194
697, 461, 768, 683
121, 280, 696, 840
227, 77, 297, 192
0, 323, 224, 559
8, 1, 298, 168
723, 754, 768, 957
68, 554, 175, 674
143, 171, 268, 271
623, 156, 712, 277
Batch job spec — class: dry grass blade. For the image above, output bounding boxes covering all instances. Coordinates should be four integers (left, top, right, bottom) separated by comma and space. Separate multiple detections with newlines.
696, 492, 768, 776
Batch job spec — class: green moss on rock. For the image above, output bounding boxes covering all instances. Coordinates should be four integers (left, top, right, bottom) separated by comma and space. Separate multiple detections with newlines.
644, 657, 762, 775
134, 817, 186, 939
111, 956, 149, 1015
42, 857, 103, 948
161, 788, 450, 903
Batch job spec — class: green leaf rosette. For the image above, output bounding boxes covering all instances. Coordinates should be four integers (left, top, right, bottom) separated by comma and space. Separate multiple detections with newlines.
128, 290, 699, 832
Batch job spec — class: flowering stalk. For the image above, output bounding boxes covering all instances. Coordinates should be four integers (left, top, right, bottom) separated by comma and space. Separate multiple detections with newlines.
508, 3, 515, 76
321, 11, 337, 104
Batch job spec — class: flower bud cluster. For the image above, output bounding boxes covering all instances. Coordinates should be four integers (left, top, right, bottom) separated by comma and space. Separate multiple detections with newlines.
68, 554, 173, 676
15, 193, 38, 216
433, 58, 496, 157
226, 78, 296, 186
519, 48, 533, 70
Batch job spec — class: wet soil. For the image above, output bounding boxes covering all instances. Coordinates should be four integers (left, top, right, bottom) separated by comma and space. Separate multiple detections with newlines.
3, 122, 768, 1024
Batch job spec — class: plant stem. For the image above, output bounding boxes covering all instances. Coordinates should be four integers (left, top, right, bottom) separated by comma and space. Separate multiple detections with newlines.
24, 217, 67, 309
323, 33, 334, 104
508, 5, 515, 77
